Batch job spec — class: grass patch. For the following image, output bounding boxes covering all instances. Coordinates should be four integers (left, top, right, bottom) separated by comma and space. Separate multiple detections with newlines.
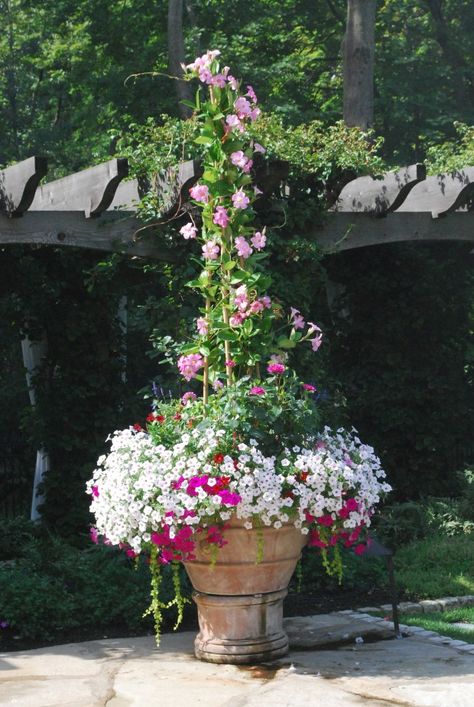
400, 607, 474, 643
394, 533, 474, 599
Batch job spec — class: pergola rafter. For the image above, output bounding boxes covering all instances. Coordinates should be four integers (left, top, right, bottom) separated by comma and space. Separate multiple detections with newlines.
1, 155, 474, 257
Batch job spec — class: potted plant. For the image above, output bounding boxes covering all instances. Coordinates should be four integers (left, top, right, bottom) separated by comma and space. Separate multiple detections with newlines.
86, 50, 391, 664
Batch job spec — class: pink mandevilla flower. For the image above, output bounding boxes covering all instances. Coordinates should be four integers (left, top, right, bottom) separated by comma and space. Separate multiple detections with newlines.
251, 231, 266, 250
229, 313, 244, 327
235, 236, 253, 259
179, 222, 197, 240
202, 240, 220, 260
246, 85, 257, 102
232, 189, 250, 209
178, 354, 204, 381
196, 317, 208, 336
311, 334, 323, 352
227, 75, 238, 90
225, 114, 244, 133
267, 363, 285, 375
290, 307, 305, 330
213, 206, 230, 228
230, 151, 248, 168
234, 96, 252, 118
189, 184, 209, 203
249, 300, 264, 314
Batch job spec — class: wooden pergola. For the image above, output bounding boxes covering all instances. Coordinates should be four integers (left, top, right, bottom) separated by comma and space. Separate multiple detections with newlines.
2, 154, 474, 519
1, 157, 474, 258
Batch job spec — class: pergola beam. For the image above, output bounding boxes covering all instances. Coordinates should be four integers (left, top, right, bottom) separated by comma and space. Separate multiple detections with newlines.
314, 212, 474, 252
30, 158, 129, 217
0, 156, 48, 216
0, 211, 177, 260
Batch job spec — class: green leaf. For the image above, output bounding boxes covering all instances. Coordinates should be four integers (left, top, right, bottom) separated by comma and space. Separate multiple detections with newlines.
277, 337, 296, 349
195, 135, 213, 145
222, 260, 237, 271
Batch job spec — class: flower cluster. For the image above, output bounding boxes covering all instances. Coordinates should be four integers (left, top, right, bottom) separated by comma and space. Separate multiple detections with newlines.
87, 425, 390, 563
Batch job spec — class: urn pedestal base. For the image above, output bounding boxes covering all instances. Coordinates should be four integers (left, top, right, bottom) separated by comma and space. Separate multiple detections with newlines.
192, 588, 289, 664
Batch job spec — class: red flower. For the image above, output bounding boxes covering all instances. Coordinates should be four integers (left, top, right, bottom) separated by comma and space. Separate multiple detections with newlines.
298, 471, 309, 482
146, 413, 165, 423
213, 453, 224, 464
133, 423, 143, 432
173, 413, 182, 421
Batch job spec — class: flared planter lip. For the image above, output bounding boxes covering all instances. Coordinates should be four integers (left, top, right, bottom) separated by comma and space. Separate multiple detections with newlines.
184, 517, 307, 595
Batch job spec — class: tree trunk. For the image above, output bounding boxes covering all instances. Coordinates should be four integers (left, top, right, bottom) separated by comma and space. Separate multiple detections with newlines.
168, 0, 193, 119
343, 0, 376, 130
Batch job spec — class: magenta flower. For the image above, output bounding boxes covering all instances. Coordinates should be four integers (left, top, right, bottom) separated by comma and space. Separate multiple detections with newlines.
235, 236, 253, 259
302, 383, 317, 393
202, 240, 220, 260
90, 527, 99, 544
189, 184, 209, 203
178, 354, 204, 381
196, 317, 208, 336
316, 514, 334, 528
181, 391, 197, 405
232, 189, 250, 209
213, 206, 230, 228
254, 142, 266, 154
251, 231, 266, 250
249, 386, 265, 396
267, 363, 285, 375
179, 222, 197, 240
354, 543, 367, 556
225, 359, 236, 368
92, 485, 100, 498
246, 85, 257, 102
218, 490, 241, 506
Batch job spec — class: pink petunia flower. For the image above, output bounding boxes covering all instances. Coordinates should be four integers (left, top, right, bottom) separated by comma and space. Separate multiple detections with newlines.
230, 150, 248, 168
254, 142, 266, 154
179, 222, 197, 240
202, 240, 220, 260
225, 114, 244, 132
232, 189, 250, 209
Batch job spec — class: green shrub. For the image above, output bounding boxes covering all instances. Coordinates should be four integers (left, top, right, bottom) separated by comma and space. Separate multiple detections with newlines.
394, 534, 474, 599
0, 533, 188, 642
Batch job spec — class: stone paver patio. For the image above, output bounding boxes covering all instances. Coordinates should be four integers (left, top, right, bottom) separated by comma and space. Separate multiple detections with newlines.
1, 613, 474, 706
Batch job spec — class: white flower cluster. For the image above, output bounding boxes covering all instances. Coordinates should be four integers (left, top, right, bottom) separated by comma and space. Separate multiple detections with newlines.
86, 425, 391, 555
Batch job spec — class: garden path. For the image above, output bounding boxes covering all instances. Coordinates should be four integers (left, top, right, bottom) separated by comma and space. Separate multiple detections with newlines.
1, 613, 474, 706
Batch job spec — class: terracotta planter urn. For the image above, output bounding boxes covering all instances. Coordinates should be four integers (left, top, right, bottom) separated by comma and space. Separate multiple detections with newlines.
184, 517, 307, 664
